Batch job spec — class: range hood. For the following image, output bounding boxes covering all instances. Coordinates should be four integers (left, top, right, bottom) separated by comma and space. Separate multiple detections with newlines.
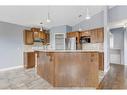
34, 38, 45, 42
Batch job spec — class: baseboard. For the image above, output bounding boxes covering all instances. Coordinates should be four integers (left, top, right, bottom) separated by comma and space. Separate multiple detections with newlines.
0, 65, 23, 72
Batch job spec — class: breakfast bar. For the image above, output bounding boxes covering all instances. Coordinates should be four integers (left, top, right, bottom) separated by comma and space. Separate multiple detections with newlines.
36, 50, 101, 88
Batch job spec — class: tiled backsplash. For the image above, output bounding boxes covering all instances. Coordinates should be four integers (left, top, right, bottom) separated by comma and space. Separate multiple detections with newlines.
24, 42, 52, 52
24, 43, 104, 52
24, 45, 34, 52
82, 43, 104, 52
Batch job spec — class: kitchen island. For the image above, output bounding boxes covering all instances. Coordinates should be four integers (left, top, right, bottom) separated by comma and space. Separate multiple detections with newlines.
36, 50, 101, 88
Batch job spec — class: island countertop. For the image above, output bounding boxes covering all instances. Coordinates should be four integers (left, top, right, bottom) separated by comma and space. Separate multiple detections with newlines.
34, 49, 103, 53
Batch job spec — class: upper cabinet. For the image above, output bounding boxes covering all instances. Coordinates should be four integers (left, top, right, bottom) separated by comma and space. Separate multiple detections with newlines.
79, 30, 90, 37
24, 30, 34, 45
31, 28, 46, 40
66, 27, 104, 44
67, 31, 79, 38
90, 29, 98, 43
80, 27, 104, 43
97, 28, 104, 43
23, 28, 50, 45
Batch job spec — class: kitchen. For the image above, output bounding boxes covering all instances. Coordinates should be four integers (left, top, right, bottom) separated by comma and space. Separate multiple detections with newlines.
0, 6, 127, 89
24, 26, 104, 88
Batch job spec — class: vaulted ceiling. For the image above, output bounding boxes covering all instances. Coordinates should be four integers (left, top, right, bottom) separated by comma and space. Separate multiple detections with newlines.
0, 6, 105, 28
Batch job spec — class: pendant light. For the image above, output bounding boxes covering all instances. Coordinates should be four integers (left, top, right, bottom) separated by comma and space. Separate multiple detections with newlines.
40, 22, 43, 31
46, 7, 51, 23
78, 14, 82, 31
85, 8, 91, 20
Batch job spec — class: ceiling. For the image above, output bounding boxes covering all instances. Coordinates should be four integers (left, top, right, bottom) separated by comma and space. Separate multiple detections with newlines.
0, 6, 105, 28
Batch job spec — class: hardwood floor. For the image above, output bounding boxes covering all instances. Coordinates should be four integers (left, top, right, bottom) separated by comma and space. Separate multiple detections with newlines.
98, 64, 127, 89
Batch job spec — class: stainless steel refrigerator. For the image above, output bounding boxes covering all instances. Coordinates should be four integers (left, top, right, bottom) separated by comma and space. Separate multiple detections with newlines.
65, 37, 76, 50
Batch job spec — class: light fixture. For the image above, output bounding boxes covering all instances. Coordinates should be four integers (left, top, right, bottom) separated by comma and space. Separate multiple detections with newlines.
78, 28, 82, 31
78, 15, 82, 31
85, 8, 91, 20
46, 7, 51, 23
124, 23, 127, 28
40, 22, 43, 31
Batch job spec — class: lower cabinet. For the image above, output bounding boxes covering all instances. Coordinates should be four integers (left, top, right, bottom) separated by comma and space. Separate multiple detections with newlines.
24, 52, 35, 69
37, 52, 54, 85
54, 53, 99, 87
37, 52, 99, 87
99, 53, 104, 71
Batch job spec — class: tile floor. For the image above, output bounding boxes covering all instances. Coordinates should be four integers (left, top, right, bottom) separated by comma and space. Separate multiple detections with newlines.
0, 68, 103, 89
0, 68, 53, 89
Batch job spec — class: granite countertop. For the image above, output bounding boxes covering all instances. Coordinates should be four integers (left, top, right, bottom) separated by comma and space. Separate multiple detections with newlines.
34, 49, 103, 53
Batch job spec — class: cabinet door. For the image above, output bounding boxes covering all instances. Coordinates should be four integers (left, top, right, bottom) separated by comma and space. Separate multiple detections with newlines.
97, 28, 104, 43
31, 28, 40, 40
67, 32, 79, 38
45, 33, 50, 43
24, 30, 34, 45
80, 30, 90, 37
39, 31, 46, 39
99, 53, 104, 70
24, 52, 35, 69
37, 52, 54, 85
90, 29, 98, 43
54, 52, 99, 87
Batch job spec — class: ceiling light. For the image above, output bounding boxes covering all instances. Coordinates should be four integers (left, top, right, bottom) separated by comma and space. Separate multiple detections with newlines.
46, 18, 51, 23
78, 28, 82, 31
40, 22, 44, 31
124, 23, 127, 28
85, 15, 91, 20
46, 7, 51, 23
85, 8, 91, 20
46, 12, 51, 23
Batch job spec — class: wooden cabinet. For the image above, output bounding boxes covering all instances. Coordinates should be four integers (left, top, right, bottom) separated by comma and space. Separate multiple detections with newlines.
23, 30, 34, 45
79, 27, 104, 43
67, 31, 79, 38
90, 29, 98, 43
24, 28, 50, 45
90, 28, 104, 43
37, 52, 54, 85
54, 52, 99, 87
31, 28, 46, 40
99, 52, 104, 71
80, 30, 90, 37
45, 33, 50, 44
24, 52, 35, 69
37, 52, 99, 87
39, 32, 46, 39
97, 28, 104, 43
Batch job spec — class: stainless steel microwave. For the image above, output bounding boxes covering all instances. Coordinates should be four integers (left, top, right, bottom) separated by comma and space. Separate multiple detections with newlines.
80, 36, 91, 44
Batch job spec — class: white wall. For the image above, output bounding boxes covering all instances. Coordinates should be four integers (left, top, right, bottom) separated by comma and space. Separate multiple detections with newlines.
72, 11, 104, 31
108, 6, 127, 65
109, 6, 127, 23
0, 21, 27, 69
110, 28, 124, 49
110, 28, 124, 64
124, 28, 127, 65
104, 7, 110, 73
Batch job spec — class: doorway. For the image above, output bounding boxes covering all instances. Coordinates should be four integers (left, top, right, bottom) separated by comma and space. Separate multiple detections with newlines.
109, 27, 124, 65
